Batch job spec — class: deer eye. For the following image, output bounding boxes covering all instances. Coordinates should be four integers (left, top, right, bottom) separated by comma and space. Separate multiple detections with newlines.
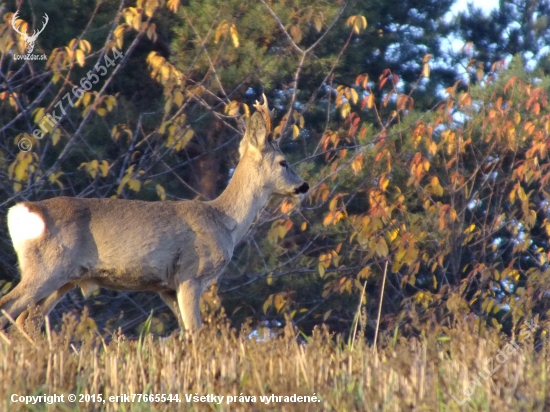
279, 160, 288, 168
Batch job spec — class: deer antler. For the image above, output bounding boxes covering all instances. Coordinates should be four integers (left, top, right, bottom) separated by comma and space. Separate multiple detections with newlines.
11, 11, 49, 41
28, 13, 49, 42
11, 11, 27, 39
253, 94, 273, 137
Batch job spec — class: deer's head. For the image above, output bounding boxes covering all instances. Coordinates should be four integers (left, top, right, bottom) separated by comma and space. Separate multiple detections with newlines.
238, 96, 309, 199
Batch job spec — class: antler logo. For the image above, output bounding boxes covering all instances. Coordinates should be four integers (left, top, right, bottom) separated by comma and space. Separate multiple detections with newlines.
11, 11, 49, 54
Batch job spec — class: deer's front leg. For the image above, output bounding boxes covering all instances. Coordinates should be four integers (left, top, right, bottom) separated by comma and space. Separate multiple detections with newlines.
176, 279, 203, 332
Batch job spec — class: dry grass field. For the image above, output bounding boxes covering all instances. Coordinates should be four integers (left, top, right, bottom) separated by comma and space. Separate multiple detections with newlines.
0, 312, 548, 411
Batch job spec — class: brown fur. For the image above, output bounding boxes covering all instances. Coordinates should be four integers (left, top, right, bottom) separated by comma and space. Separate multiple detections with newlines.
0, 99, 308, 331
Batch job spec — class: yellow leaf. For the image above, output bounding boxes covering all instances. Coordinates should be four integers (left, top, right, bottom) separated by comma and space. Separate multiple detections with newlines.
346, 15, 367, 34
314, 15, 323, 32
301, 222, 307, 231
517, 186, 527, 202
357, 266, 371, 279
292, 125, 300, 139
290, 25, 302, 44
160, 65, 170, 83
132, 14, 141, 31
393, 249, 405, 265
422, 63, 430, 78
48, 171, 63, 187
89, 159, 99, 178
124, 9, 134, 25
224, 100, 239, 116
52, 129, 61, 146
13, 152, 32, 182
80, 160, 99, 179
156, 184, 166, 200
375, 238, 389, 257
509, 188, 516, 204
323, 212, 334, 227
388, 228, 399, 242
167, 0, 180, 13
263, 295, 274, 313
340, 102, 350, 118
33, 107, 45, 124
280, 200, 293, 214
242, 103, 250, 118
351, 152, 364, 175
144, 0, 157, 17
99, 160, 109, 177
274, 294, 285, 312
379, 175, 389, 190
229, 24, 239, 48
105, 96, 117, 112
129, 178, 141, 192
75, 49, 85, 67
174, 90, 183, 107
158, 121, 170, 134
361, 74, 369, 89
329, 196, 339, 212
83, 92, 91, 107
428, 176, 444, 196
367, 93, 375, 109
114, 24, 127, 44
180, 128, 194, 149
350, 88, 358, 104
79, 39, 92, 54
215, 20, 228, 44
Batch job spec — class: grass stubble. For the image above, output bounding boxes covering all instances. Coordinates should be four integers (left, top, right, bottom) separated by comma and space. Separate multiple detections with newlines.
0, 310, 548, 411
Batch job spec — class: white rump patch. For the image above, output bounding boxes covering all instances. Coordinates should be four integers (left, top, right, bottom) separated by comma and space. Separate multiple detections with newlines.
7, 204, 45, 250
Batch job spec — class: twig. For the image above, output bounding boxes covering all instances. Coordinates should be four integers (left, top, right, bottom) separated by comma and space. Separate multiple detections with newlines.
351, 280, 367, 349
373, 261, 388, 350
45, 315, 53, 350
258, 0, 303, 54
0, 330, 11, 346
1, 309, 36, 348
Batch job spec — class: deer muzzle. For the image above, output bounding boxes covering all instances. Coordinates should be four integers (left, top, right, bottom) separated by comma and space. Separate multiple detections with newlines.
294, 182, 309, 194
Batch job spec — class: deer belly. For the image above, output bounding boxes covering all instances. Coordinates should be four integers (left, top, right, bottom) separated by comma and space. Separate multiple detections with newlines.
78, 267, 172, 292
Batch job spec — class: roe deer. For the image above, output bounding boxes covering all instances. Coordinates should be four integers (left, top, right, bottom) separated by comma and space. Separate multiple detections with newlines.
0, 96, 309, 331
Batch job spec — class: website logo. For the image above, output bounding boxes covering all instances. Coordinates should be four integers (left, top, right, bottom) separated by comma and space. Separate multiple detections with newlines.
11, 11, 48, 59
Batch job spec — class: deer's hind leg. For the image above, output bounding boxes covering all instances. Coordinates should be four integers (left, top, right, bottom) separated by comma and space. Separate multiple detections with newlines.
0, 260, 76, 329
15, 283, 76, 327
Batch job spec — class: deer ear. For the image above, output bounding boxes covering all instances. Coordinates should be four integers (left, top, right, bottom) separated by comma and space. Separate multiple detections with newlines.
239, 111, 268, 157
239, 94, 274, 158
247, 111, 269, 149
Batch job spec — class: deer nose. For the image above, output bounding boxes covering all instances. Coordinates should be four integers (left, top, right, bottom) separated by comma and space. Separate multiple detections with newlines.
294, 182, 309, 194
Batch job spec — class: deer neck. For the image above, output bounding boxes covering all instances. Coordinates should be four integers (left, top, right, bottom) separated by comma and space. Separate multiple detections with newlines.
209, 158, 270, 245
